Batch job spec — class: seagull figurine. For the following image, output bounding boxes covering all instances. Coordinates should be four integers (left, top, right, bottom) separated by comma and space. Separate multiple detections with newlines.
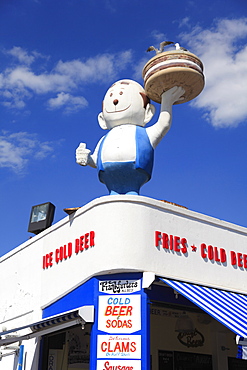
147, 41, 174, 54
174, 43, 188, 51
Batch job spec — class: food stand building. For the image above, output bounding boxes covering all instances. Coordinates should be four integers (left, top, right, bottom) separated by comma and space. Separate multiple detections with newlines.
1, 67, 246, 370
0, 195, 247, 370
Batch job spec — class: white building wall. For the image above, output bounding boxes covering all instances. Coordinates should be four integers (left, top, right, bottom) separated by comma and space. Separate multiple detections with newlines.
0, 195, 247, 369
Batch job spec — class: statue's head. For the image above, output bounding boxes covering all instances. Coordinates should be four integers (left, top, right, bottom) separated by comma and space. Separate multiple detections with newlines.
98, 79, 155, 130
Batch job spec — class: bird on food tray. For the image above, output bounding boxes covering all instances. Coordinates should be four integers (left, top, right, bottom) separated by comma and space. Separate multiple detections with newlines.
174, 43, 188, 51
147, 41, 174, 54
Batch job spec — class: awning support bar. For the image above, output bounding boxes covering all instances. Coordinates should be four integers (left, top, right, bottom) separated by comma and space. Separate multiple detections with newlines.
0, 318, 84, 347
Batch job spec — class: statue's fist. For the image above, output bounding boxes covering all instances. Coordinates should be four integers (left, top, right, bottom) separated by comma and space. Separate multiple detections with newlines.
76, 143, 91, 166
161, 86, 185, 105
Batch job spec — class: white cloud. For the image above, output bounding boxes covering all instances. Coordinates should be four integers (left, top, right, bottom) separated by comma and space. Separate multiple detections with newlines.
150, 30, 168, 42
55, 51, 133, 84
47, 92, 88, 114
5, 46, 35, 66
114, 50, 133, 72
0, 48, 133, 113
180, 18, 247, 128
0, 131, 54, 173
5, 66, 75, 94
177, 17, 190, 28
4, 46, 49, 66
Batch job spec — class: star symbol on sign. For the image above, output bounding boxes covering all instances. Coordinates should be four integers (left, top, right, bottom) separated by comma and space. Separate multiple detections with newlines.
191, 245, 197, 252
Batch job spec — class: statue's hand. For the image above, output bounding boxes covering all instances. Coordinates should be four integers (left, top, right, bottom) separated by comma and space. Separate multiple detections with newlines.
76, 143, 91, 166
161, 86, 185, 105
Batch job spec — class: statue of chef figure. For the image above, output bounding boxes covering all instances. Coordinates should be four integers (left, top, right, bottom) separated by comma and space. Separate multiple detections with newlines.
76, 79, 184, 195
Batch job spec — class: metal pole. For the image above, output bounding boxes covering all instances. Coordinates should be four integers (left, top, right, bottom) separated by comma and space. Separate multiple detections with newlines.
18, 345, 24, 369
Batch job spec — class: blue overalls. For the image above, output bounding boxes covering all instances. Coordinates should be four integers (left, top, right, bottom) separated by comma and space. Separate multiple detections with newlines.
97, 126, 154, 195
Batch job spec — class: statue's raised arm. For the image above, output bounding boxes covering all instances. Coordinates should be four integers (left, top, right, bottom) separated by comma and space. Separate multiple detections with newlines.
146, 86, 184, 148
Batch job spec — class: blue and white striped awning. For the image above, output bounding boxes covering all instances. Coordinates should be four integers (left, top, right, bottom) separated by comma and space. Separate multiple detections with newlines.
31, 310, 81, 331
160, 278, 247, 338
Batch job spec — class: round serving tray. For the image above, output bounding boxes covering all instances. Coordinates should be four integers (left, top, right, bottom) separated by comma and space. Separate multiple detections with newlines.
142, 50, 205, 104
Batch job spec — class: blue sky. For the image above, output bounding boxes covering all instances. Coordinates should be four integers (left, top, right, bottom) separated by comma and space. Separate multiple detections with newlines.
0, 0, 247, 256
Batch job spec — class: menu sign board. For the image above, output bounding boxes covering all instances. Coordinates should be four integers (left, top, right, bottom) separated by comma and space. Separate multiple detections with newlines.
158, 350, 173, 370
99, 279, 141, 294
97, 335, 141, 359
97, 359, 141, 370
173, 351, 212, 370
96, 279, 142, 370
158, 351, 212, 370
98, 294, 141, 334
